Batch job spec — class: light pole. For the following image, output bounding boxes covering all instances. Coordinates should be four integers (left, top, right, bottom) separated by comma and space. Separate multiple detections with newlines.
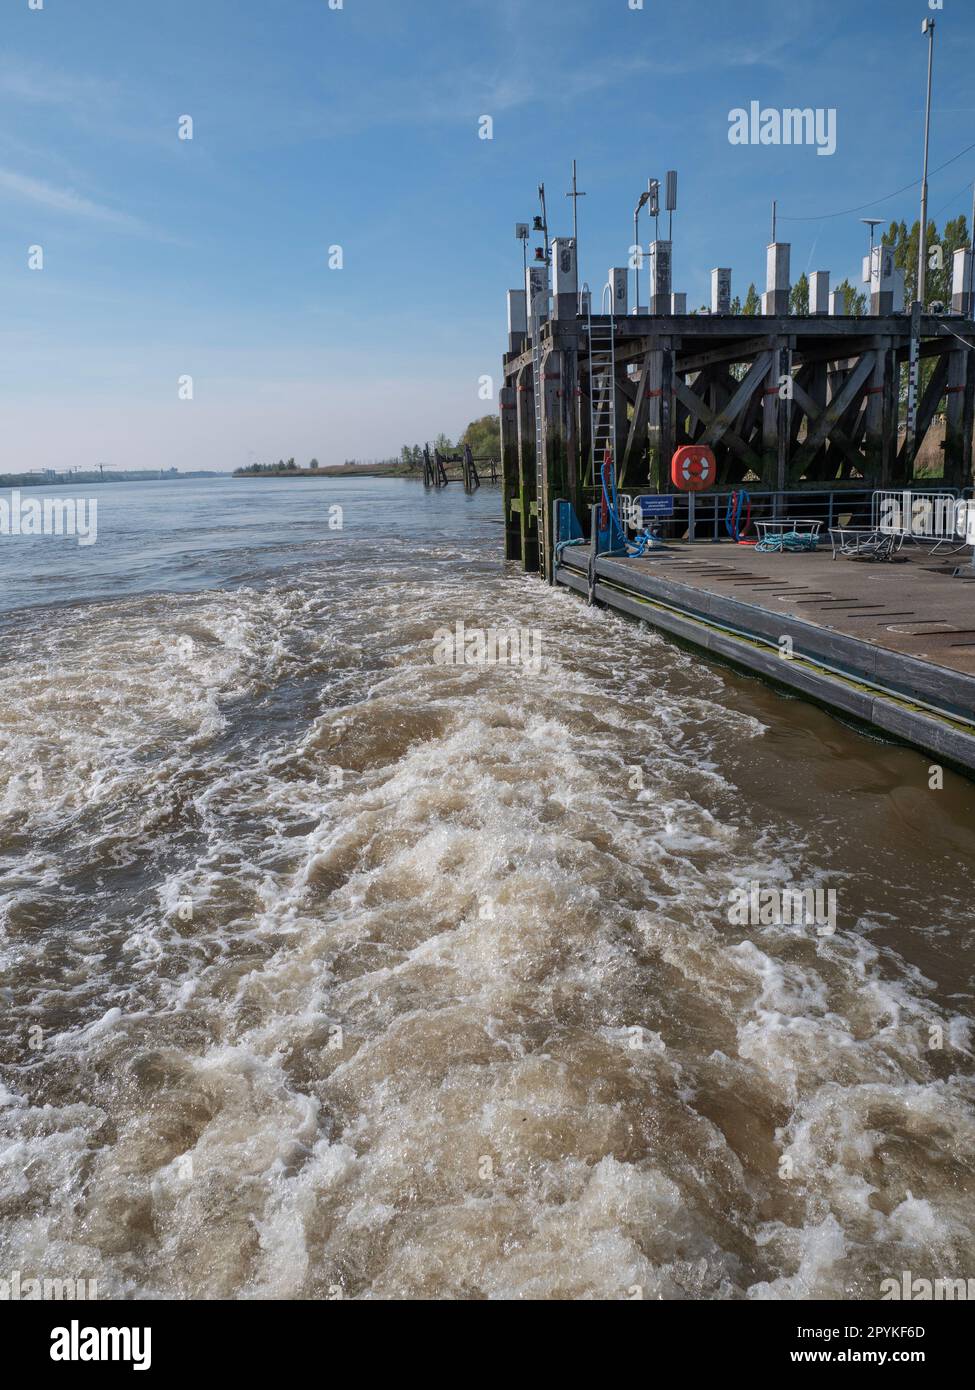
534, 184, 550, 290
861, 217, 883, 287
917, 17, 936, 308
516, 223, 529, 288
633, 189, 651, 312
565, 159, 586, 248
907, 17, 936, 467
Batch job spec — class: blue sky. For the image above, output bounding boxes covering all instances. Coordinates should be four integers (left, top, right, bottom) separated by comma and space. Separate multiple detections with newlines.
2, 0, 973, 472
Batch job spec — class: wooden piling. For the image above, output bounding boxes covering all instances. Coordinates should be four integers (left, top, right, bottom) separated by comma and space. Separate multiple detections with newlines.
515, 362, 539, 572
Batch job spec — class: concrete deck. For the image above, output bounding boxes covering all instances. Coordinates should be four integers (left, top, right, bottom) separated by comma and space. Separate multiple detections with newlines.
557, 539, 975, 773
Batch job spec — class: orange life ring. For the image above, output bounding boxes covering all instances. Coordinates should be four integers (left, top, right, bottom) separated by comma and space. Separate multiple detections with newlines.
671, 445, 716, 492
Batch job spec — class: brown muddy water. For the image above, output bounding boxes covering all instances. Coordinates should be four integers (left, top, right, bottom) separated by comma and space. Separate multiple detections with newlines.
0, 477, 973, 1300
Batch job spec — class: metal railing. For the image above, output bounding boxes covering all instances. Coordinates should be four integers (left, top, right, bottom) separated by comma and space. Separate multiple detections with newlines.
573, 483, 975, 548
615, 487, 878, 543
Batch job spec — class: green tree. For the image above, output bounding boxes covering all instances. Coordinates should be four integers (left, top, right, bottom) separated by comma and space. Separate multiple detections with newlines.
884, 214, 968, 308
789, 272, 809, 316
881, 213, 971, 425
434, 432, 453, 455
833, 278, 867, 316
742, 283, 760, 316
460, 415, 501, 458
730, 295, 742, 315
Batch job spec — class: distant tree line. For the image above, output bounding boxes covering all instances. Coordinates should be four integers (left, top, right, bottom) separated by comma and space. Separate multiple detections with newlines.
238, 457, 311, 474
236, 416, 504, 476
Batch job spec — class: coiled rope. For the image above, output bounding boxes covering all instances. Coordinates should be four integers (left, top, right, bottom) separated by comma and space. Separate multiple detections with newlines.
755, 530, 820, 553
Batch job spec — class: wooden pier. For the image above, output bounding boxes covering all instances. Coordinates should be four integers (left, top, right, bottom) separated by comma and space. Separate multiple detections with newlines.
556, 537, 975, 773
422, 444, 499, 491
500, 309, 975, 581
497, 301, 975, 771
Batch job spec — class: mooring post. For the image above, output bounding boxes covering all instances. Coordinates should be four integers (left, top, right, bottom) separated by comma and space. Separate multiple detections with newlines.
559, 330, 581, 527
762, 339, 781, 501
645, 337, 673, 494
903, 301, 923, 473
864, 338, 886, 481
500, 386, 521, 561
515, 362, 539, 572
776, 338, 792, 503
944, 348, 968, 489
962, 345, 975, 489
881, 346, 898, 486
539, 343, 566, 583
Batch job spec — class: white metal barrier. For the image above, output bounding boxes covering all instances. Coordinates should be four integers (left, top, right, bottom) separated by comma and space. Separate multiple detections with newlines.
872, 489, 968, 542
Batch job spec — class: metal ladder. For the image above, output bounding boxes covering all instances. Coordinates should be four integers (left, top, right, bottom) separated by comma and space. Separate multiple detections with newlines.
587, 282, 617, 490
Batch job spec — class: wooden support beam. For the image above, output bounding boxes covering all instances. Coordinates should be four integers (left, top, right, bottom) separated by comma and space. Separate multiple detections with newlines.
943, 351, 968, 488
675, 376, 763, 472
777, 341, 793, 494
963, 349, 975, 488
676, 336, 773, 374
620, 350, 653, 488
560, 336, 581, 520
881, 348, 899, 485
614, 364, 630, 488
500, 386, 520, 561
862, 339, 885, 478
791, 352, 875, 480
538, 346, 566, 583
644, 343, 673, 492
790, 378, 866, 475
761, 340, 783, 488
899, 352, 950, 477
515, 363, 538, 572
702, 352, 771, 449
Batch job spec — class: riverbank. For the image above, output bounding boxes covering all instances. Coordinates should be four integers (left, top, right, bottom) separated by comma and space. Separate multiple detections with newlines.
234, 464, 422, 479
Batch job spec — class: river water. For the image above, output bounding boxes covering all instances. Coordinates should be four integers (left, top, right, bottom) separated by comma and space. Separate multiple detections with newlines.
0, 476, 973, 1300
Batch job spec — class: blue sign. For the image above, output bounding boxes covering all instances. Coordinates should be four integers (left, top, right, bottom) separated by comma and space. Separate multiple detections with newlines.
635, 495, 675, 519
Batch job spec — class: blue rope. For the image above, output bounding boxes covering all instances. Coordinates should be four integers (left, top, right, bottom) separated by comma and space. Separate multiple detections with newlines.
600, 469, 662, 557
555, 538, 587, 564
726, 488, 751, 541
755, 531, 819, 553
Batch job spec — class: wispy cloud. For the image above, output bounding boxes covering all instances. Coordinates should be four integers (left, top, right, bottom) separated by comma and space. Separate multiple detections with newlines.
0, 58, 116, 110
0, 167, 153, 234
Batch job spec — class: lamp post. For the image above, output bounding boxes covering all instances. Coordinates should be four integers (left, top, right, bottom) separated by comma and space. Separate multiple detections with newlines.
861, 218, 882, 267
907, 17, 936, 467
565, 159, 586, 250
633, 189, 651, 312
516, 223, 529, 288
861, 218, 883, 298
917, 17, 936, 308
